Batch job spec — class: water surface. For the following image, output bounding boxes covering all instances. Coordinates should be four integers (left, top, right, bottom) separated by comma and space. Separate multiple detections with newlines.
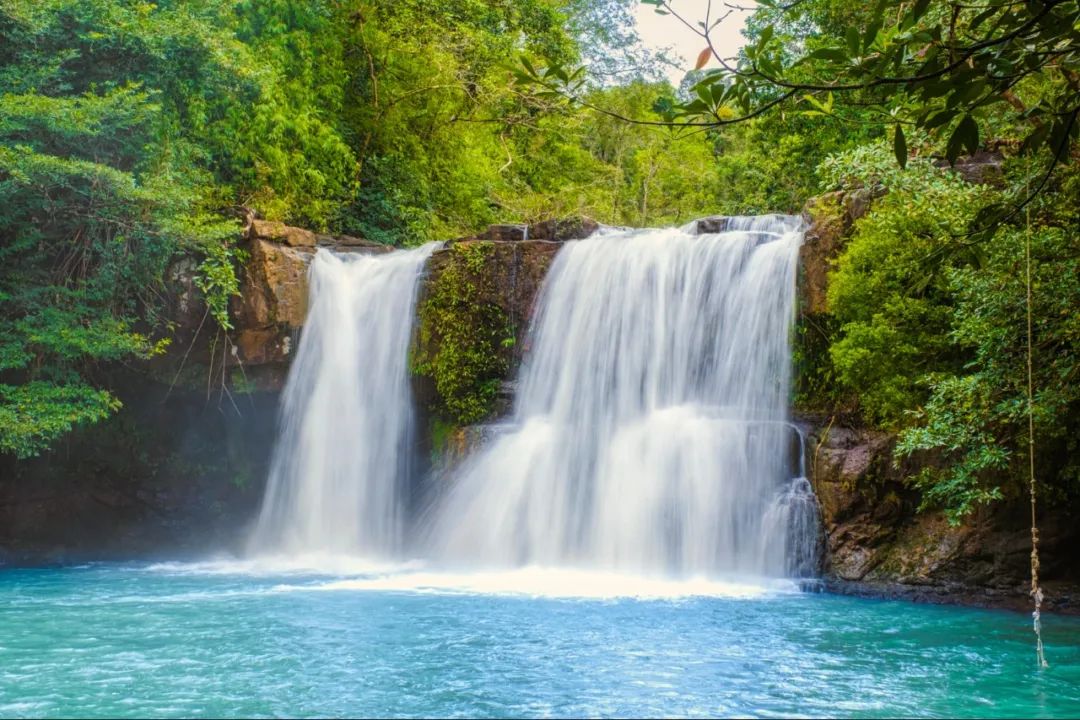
2, 562, 1079, 718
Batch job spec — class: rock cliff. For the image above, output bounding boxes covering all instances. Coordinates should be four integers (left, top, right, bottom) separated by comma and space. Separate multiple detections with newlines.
800, 419, 1079, 611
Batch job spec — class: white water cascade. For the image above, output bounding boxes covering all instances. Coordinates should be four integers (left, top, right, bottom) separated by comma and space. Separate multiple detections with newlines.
426, 216, 816, 578
249, 244, 437, 557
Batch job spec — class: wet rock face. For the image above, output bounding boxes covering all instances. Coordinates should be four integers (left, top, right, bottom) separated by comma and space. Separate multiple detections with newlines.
802, 422, 913, 580
234, 238, 312, 330
229, 238, 311, 372
802, 417, 1080, 612
482, 224, 530, 242
226, 221, 391, 380
423, 240, 562, 355
449, 217, 600, 244
527, 217, 599, 242
411, 239, 563, 426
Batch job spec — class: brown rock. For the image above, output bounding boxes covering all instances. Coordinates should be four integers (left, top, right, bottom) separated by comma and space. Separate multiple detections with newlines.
250, 219, 317, 248
528, 217, 600, 242
483, 224, 529, 242
233, 328, 295, 366
798, 193, 849, 316
227, 236, 313, 372
803, 414, 1080, 611
421, 240, 562, 352
802, 420, 910, 581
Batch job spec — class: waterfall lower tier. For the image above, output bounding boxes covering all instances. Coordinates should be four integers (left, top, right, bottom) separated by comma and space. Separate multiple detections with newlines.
426, 217, 813, 577
249, 244, 437, 556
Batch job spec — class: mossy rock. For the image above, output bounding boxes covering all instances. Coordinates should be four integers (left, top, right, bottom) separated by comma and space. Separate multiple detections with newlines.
411, 241, 515, 425
411, 237, 562, 425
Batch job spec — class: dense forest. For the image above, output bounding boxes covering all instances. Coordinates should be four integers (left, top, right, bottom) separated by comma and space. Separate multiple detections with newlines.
1, 0, 1078, 527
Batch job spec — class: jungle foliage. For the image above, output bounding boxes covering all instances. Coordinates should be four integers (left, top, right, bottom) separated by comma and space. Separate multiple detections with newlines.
2, 0, 1078, 526
0, 0, 723, 456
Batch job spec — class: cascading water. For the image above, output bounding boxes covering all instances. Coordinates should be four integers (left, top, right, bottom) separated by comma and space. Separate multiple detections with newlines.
427, 216, 816, 578
249, 244, 437, 557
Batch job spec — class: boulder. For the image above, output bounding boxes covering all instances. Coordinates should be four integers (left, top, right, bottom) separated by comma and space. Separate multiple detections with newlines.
528, 217, 599, 241
249, 219, 317, 247
483, 224, 529, 242
233, 238, 313, 331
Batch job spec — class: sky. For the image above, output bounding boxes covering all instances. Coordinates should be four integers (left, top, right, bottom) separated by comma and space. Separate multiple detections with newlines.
634, 0, 756, 84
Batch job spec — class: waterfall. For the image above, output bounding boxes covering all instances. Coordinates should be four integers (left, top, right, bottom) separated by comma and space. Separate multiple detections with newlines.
249, 244, 437, 557
426, 216, 814, 577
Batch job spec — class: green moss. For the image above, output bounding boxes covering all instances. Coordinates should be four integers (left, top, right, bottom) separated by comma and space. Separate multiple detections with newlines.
412, 242, 515, 425
427, 416, 460, 466
807, 192, 845, 227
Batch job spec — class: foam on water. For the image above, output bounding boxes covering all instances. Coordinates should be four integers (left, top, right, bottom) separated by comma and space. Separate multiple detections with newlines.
146, 555, 422, 578
293, 567, 796, 600
143, 560, 793, 600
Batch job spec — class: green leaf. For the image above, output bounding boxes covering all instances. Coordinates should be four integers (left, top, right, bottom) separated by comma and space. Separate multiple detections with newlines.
845, 27, 860, 56
1048, 115, 1078, 161
893, 124, 907, 169
922, 109, 957, 130
946, 115, 978, 164
969, 6, 998, 31
1019, 123, 1051, 156
958, 114, 979, 155
802, 47, 848, 63
863, 16, 883, 52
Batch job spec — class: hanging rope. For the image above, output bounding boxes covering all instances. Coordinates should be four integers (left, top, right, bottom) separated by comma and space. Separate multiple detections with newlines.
1025, 200, 1049, 669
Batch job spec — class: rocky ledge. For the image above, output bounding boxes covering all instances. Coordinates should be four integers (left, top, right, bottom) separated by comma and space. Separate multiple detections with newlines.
801, 418, 1080, 613
220, 215, 598, 393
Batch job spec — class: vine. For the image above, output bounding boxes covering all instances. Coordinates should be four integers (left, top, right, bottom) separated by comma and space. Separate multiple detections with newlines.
1025, 194, 1048, 669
